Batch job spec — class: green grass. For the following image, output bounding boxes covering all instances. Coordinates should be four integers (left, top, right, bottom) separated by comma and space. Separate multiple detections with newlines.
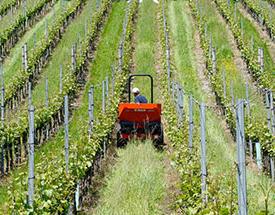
132, 0, 158, 102
0, 1, 126, 212
168, 0, 203, 102
94, 141, 166, 215
3, 1, 71, 83
93, 3, 167, 214
167, 0, 274, 213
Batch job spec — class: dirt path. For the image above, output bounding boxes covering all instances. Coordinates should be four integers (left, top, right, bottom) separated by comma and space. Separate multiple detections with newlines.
186, 6, 215, 106
211, 2, 260, 92
79, 145, 118, 214
239, 3, 275, 61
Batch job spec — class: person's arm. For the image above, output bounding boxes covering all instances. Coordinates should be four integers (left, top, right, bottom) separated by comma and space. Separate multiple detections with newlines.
134, 96, 139, 103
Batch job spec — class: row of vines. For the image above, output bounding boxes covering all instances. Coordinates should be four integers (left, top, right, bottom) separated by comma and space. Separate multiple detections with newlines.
0, 0, 19, 17
240, 0, 275, 41
0, 0, 86, 175
158, 1, 239, 213
7, 0, 139, 212
0, 0, 58, 59
190, 0, 274, 165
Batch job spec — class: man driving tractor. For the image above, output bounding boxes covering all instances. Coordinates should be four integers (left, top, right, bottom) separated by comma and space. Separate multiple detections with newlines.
132, 87, 148, 104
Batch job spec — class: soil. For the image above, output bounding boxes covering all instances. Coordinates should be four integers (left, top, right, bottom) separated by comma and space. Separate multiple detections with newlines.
161, 146, 181, 215
79, 144, 118, 214
211, 1, 260, 92
191, 2, 262, 171
189, 7, 215, 107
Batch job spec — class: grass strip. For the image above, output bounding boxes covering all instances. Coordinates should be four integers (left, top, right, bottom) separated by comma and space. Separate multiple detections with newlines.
94, 141, 165, 215
132, 0, 158, 101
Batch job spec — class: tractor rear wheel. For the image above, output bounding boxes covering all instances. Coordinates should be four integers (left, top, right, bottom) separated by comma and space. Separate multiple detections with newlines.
117, 132, 128, 147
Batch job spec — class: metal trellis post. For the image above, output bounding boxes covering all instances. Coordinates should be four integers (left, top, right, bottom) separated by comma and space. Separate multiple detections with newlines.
200, 103, 207, 204
102, 81, 105, 113
60, 64, 63, 94
64, 95, 69, 174
88, 86, 94, 138
236, 99, 247, 215
188, 95, 193, 151
28, 105, 35, 207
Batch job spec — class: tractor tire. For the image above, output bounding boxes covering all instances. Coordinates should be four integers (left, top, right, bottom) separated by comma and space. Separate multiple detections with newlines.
153, 128, 164, 150
117, 132, 127, 148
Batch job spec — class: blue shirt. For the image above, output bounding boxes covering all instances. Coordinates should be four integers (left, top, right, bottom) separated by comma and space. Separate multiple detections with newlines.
134, 95, 148, 103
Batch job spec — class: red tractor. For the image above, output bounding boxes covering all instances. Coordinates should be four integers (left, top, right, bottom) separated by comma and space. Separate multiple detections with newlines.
117, 74, 164, 148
